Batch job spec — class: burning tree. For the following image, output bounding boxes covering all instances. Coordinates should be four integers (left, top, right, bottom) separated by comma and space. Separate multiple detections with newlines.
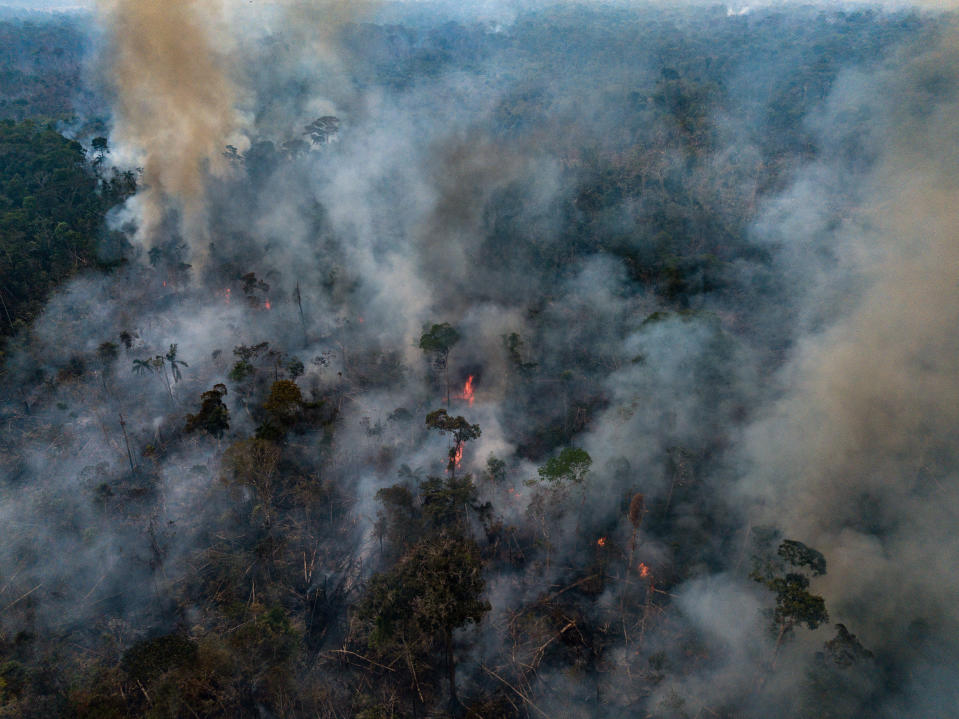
425, 409, 480, 475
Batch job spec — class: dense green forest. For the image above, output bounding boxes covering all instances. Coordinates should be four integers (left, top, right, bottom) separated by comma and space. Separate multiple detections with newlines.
0, 120, 134, 355
0, 4, 955, 719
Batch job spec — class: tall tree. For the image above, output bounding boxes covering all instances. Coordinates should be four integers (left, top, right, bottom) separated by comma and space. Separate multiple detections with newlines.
419, 323, 460, 406
425, 409, 480, 475
184, 383, 230, 440
358, 531, 489, 714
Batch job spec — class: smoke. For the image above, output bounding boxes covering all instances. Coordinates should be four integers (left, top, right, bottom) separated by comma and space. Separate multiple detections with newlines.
95, 0, 242, 255
5, 2, 959, 716
729, 26, 959, 714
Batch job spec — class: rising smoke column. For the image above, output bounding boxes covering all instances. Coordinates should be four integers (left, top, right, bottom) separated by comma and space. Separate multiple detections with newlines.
733, 24, 959, 716
97, 0, 240, 255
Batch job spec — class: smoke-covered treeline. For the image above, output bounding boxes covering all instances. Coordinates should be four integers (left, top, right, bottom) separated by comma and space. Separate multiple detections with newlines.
0, 10, 100, 122
0, 2, 956, 717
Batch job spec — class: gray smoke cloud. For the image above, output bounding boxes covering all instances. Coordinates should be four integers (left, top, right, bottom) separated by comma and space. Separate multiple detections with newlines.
732, 26, 959, 715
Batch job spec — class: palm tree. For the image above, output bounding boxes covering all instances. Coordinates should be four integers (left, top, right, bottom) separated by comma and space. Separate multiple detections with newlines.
165, 344, 188, 383
151, 355, 172, 397
132, 357, 154, 376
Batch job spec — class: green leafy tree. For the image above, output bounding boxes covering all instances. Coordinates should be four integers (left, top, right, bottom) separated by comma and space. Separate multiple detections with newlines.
419, 323, 460, 405
229, 341, 270, 385
257, 379, 304, 440
526, 447, 593, 568
537, 446, 592, 485
90, 136, 108, 166
419, 473, 480, 531
185, 383, 230, 439
358, 531, 490, 713
752, 539, 830, 656
425, 409, 481, 475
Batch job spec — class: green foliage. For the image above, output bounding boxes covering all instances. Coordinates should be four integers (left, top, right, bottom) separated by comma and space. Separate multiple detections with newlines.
285, 355, 304, 380
164, 343, 188, 383
420, 474, 479, 529
222, 438, 282, 528
485, 454, 507, 483
305, 115, 341, 144
424, 409, 481, 444
823, 624, 873, 668
374, 483, 419, 555
228, 341, 270, 384
184, 383, 230, 439
0, 120, 134, 353
537, 446, 592, 485
263, 380, 303, 422
96, 341, 119, 363
766, 573, 829, 631
779, 539, 827, 577
0, 659, 26, 702
799, 625, 878, 719
358, 530, 489, 656
752, 538, 830, 639
131, 357, 154, 376
418, 322, 460, 358
257, 379, 304, 439
228, 358, 254, 382
426, 409, 481, 472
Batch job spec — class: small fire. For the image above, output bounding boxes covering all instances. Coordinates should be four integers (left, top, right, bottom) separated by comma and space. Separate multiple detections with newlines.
264, 299, 271, 310
448, 442, 464, 472
638, 562, 651, 579
597, 537, 607, 547
223, 287, 231, 304
460, 375, 475, 406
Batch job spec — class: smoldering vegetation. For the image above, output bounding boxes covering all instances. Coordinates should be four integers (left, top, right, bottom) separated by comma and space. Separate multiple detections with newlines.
0, 2, 955, 717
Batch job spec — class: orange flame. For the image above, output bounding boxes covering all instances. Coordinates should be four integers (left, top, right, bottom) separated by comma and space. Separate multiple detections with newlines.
448, 442, 464, 472
638, 562, 651, 579
264, 299, 271, 310
460, 375, 475, 406
597, 537, 607, 547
